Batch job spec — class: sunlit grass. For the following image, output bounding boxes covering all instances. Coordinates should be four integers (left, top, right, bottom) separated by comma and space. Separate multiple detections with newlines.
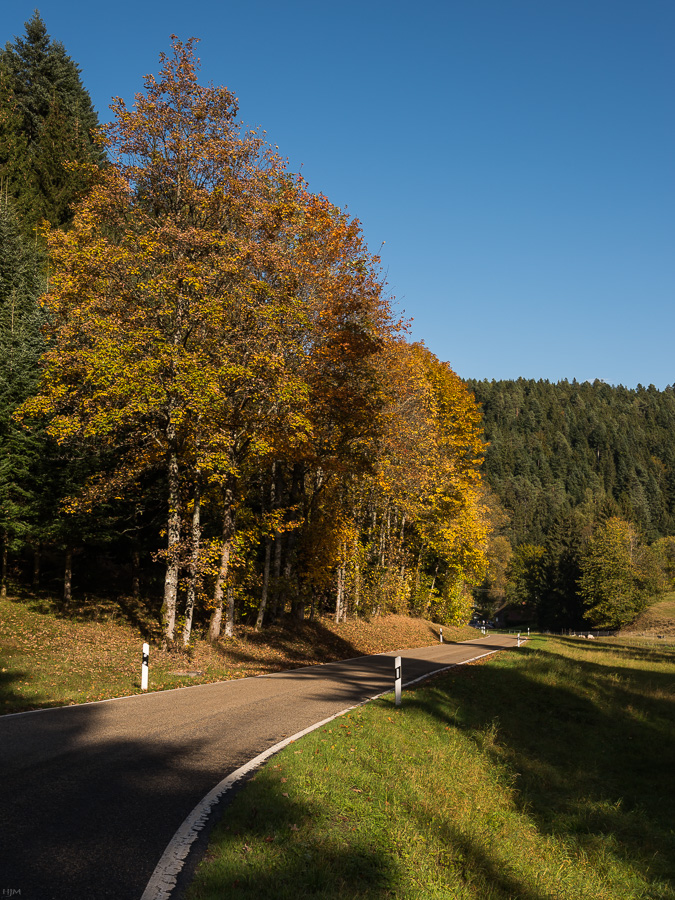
186, 635, 675, 899
621, 592, 675, 639
0, 595, 219, 712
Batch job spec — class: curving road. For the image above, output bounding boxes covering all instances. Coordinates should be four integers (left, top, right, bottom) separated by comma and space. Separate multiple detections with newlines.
0, 634, 521, 900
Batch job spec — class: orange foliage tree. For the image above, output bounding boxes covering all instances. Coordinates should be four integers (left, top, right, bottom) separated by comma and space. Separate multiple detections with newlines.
22, 40, 319, 645
21, 38, 404, 644
20, 38, 491, 640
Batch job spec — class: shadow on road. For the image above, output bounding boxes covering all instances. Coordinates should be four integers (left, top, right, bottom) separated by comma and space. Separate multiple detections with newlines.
0, 636, 516, 900
0, 699, 264, 900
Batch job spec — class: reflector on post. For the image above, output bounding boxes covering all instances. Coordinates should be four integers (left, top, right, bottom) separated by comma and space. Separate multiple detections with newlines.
394, 655, 401, 706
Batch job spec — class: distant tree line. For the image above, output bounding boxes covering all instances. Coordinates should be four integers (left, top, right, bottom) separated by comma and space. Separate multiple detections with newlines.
1, 16, 490, 647
469, 378, 675, 630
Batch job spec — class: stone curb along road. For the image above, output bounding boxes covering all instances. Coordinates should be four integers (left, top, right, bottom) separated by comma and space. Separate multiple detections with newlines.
0, 634, 524, 900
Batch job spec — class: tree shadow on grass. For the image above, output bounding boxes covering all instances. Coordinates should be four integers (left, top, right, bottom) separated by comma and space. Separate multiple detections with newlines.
552, 635, 675, 665
6, 589, 162, 639
0, 665, 43, 715
191, 782, 403, 900
192, 717, 557, 900
417, 816, 552, 900
402, 643, 675, 892
212, 620, 365, 672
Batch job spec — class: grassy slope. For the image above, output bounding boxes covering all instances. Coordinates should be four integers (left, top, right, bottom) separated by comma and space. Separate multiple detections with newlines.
620, 592, 675, 638
186, 633, 675, 900
0, 594, 476, 715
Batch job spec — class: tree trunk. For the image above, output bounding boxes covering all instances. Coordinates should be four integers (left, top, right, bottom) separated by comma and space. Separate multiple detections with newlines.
255, 463, 276, 631
32, 542, 41, 590
290, 556, 304, 621
131, 548, 140, 602
224, 584, 235, 637
342, 540, 349, 622
270, 536, 282, 622
282, 529, 301, 620
208, 536, 229, 643
427, 564, 439, 615
335, 567, 342, 623
183, 477, 201, 648
379, 511, 387, 567
208, 484, 235, 643
1, 532, 7, 599
63, 545, 73, 605
161, 440, 181, 648
286, 462, 304, 622
255, 538, 272, 631
353, 535, 361, 613
335, 563, 345, 623
399, 516, 406, 577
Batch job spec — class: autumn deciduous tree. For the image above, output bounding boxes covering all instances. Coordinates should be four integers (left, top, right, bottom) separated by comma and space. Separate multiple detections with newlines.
13, 35, 493, 640
300, 340, 491, 628
414, 345, 489, 591
579, 517, 656, 629
21, 39, 316, 646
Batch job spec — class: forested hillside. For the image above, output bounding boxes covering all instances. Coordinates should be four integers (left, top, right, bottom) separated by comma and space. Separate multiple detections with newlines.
0, 17, 490, 646
469, 378, 675, 629
470, 378, 675, 544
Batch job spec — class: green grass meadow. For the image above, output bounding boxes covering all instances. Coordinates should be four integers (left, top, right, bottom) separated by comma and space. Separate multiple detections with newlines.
186, 635, 675, 900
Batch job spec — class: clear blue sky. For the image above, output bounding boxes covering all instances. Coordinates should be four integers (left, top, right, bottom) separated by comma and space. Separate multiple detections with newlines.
5, 1, 674, 388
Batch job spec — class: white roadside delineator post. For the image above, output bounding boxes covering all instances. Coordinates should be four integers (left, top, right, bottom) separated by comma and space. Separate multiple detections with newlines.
440, 627, 443, 644
142, 642, 149, 691
394, 656, 402, 707
517, 632, 521, 648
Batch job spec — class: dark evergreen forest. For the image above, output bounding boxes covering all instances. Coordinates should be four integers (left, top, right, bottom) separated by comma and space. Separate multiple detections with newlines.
469, 378, 675, 545
0, 13, 106, 597
468, 378, 675, 630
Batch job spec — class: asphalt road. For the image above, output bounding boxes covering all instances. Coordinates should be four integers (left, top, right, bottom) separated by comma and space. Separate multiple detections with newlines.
0, 633, 521, 900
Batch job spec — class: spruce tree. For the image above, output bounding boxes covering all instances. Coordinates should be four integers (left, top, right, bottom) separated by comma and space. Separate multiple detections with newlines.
1, 11, 104, 233
0, 198, 45, 592
0, 62, 31, 218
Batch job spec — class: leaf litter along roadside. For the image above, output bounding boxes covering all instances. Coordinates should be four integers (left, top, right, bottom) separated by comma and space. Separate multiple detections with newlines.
0, 595, 477, 715
185, 635, 675, 900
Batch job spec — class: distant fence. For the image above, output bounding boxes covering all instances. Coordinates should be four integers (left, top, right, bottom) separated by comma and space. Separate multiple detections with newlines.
539, 629, 618, 638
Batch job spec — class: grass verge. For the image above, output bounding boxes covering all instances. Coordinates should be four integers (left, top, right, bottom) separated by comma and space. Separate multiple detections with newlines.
0, 594, 476, 715
185, 634, 675, 900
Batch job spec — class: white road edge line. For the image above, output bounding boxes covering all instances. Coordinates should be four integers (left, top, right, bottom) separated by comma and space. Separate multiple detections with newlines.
140, 643, 519, 900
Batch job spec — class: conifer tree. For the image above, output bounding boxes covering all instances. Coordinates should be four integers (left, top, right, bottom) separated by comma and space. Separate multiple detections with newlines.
0, 197, 44, 594
0, 62, 31, 219
1, 11, 104, 232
